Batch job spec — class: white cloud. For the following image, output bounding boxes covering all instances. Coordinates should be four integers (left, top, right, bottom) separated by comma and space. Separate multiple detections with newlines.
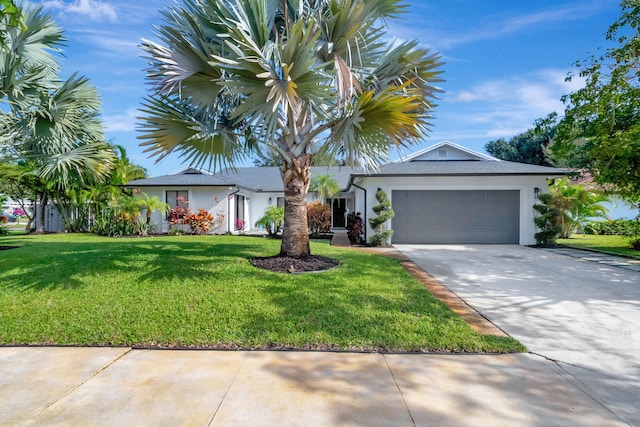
441, 69, 586, 139
103, 107, 138, 132
42, 0, 117, 22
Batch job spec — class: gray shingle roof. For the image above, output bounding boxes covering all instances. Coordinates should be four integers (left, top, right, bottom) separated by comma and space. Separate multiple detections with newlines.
351, 160, 567, 177
128, 166, 362, 192
128, 160, 566, 192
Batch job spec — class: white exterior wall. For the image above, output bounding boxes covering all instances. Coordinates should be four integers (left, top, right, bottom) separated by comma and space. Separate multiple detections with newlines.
135, 186, 235, 233
359, 175, 551, 246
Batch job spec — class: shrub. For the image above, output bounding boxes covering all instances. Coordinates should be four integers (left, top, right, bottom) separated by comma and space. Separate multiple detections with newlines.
255, 206, 285, 236
346, 212, 364, 244
369, 188, 394, 247
307, 201, 331, 237
92, 210, 137, 237
533, 193, 562, 246
184, 209, 214, 235
583, 219, 640, 236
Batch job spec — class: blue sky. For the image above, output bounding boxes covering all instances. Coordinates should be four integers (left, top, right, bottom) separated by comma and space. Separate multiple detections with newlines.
37, 0, 621, 176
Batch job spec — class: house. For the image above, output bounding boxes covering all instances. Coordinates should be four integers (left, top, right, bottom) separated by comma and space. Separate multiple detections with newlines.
127, 141, 567, 245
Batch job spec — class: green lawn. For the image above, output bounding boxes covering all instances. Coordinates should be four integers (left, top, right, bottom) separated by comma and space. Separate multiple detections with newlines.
0, 234, 523, 353
557, 234, 640, 258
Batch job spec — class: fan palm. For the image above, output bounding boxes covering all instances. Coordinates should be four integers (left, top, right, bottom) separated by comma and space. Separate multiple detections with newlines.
139, 0, 444, 257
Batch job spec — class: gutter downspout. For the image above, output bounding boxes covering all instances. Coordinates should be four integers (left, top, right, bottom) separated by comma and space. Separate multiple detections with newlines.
351, 183, 367, 242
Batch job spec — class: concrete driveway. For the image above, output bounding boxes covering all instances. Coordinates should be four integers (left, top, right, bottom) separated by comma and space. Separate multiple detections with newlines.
395, 244, 640, 426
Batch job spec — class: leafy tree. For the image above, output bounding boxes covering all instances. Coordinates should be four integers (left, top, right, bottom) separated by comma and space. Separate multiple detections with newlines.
0, 161, 39, 232
548, 177, 609, 238
552, 0, 640, 201
139, 0, 443, 257
369, 188, 394, 246
485, 115, 557, 166
309, 174, 340, 204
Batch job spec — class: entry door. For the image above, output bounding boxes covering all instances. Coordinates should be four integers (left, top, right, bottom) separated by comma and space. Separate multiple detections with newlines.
331, 198, 346, 228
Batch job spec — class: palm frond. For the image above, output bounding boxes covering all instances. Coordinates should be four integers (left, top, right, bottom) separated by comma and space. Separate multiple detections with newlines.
138, 93, 248, 171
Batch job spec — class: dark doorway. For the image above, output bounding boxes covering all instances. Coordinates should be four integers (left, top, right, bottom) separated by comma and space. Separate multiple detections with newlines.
331, 198, 346, 228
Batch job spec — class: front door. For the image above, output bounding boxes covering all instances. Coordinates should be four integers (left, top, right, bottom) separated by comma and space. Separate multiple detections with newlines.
331, 198, 346, 228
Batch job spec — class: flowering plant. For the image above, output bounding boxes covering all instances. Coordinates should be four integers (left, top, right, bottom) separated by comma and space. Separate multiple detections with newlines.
184, 209, 214, 235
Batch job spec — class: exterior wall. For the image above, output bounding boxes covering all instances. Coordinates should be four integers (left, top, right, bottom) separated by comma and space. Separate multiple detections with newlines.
358, 175, 551, 246
135, 186, 236, 233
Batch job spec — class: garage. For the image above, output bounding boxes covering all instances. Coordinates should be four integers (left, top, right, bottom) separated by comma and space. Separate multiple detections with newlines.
391, 190, 520, 244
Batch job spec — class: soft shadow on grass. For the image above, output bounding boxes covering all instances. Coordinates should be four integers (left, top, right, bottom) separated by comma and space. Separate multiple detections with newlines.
0, 234, 523, 352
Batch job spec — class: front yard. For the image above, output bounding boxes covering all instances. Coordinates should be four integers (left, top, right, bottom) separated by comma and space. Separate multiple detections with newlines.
557, 234, 640, 258
0, 234, 523, 353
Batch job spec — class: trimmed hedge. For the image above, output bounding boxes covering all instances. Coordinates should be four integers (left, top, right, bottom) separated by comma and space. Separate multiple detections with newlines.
583, 219, 640, 236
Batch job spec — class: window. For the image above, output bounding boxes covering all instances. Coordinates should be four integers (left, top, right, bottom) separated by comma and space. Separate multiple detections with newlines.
438, 148, 448, 158
166, 190, 188, 208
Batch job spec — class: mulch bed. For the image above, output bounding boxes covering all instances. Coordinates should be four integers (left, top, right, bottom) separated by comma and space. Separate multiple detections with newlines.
0, 246, 18, 251
251, 255, 340, 273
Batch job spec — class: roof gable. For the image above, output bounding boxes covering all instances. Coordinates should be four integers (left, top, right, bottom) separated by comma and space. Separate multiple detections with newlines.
395, 140, 498, 162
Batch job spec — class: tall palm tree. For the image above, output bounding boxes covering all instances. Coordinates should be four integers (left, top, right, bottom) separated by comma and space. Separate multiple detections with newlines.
1, 4, 115, 232
139, 0, 444, 257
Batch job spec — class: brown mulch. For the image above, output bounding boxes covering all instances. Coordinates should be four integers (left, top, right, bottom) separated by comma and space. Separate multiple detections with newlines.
0, 246, 18, 251
251, 255, 340, 273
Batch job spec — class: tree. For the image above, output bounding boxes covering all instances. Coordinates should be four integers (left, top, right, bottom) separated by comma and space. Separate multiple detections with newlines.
309, 174, 340, 204
135, 192, 169, 225
485, 114, 557, 166
533, 193, 562, 246
548, 177, 609, 238
255, 205, 285, 236
552, 0, 640, 201
368, 188, 394, 246
1, 5, 115, 233
139, 0, 443, 257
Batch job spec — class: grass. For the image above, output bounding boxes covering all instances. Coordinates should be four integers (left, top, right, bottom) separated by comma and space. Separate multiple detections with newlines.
557, 234, 640, 258
0, 233, 524, 353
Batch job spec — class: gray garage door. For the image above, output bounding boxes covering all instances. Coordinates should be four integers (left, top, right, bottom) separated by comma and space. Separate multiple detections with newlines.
391, 190, 520, 244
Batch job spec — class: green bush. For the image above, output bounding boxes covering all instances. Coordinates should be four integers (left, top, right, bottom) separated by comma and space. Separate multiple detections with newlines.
533, 193, 562, 246
255, 206, 285, 236
369, 188, 394, 247
583, 219, 640, 236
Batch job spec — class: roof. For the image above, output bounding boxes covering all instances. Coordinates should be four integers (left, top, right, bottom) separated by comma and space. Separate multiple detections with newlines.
128, 166, 362, 192
128, 141, 568, 191
395, 140, 498, 162
351, 160, 567, 177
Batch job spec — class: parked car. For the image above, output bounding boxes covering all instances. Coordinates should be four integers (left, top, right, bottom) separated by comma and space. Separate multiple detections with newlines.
0, 212, 17, 223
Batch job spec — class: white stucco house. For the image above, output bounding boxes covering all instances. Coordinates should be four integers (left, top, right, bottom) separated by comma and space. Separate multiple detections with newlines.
127, 141, 566, 245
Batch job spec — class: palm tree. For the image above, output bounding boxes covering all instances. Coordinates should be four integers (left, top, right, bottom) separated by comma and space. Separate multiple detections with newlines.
135, 192, 170, 225
549, 178, 609, 238
139, 0, 444, 257
1, 4, 115, 232
309, 174, 340, 205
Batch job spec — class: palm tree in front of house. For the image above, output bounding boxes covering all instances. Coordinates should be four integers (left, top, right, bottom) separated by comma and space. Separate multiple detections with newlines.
139, 0, 444, 257
309, 174, 340, 205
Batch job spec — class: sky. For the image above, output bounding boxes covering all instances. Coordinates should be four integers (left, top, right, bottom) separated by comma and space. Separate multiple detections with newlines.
35, 0, 622, 176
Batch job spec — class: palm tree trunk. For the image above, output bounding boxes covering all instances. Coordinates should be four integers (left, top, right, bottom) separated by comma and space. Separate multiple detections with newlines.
279, 156, 312, 257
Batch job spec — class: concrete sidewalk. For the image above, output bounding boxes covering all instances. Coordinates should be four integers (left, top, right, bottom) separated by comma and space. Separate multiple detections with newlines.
0, 347, 627, 426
